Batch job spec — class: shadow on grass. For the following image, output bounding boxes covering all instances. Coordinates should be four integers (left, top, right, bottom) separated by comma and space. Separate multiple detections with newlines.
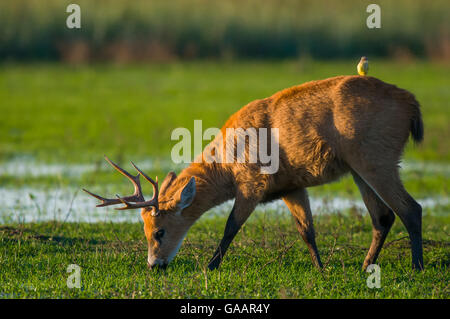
0, 225, 108, 246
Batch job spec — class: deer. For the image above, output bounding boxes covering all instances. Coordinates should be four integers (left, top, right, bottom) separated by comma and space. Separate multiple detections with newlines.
83, 75, 424, 271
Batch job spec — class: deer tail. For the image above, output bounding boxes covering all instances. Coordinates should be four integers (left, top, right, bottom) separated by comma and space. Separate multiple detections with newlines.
409, 96, 424, 144
391, 86, 424, 144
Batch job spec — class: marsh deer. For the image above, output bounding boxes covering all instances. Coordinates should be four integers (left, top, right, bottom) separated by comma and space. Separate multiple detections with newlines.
84, 75, 424, 271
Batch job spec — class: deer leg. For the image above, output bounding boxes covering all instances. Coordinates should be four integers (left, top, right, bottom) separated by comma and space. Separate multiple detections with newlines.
208, 197, 257, 270
350, 163, 423, 270
282, 189, 323, 269
351, 171, 395, 270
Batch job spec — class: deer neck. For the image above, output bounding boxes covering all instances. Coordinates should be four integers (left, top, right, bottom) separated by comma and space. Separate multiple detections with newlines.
178, 162, 234, 222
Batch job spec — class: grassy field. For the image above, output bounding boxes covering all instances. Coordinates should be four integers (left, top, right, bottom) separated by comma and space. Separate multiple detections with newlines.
0, 214, 448, 298
0, 60, 449, 298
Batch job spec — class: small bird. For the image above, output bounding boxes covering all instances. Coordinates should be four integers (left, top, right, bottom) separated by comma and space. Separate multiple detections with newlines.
357, 56, 369, 76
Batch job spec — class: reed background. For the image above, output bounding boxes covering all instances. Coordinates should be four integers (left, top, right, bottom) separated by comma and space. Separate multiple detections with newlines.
1, 0, 449, 63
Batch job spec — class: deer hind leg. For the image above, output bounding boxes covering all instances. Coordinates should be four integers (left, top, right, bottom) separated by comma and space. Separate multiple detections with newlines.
283, 189, 323, 269
351, 170, 395, 270
349, 161, 423, 270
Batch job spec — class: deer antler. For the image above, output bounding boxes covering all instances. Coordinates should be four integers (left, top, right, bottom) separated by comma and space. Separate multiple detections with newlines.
83, 156, 159, 211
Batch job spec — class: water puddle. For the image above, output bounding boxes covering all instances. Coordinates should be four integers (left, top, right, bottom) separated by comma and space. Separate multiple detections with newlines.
0, 158, 448, 223
0, 158, 448, 178
0, 187, 447, 223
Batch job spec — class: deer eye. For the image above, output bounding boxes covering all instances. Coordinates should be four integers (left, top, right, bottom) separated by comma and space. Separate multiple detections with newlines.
154, 229, 165, 242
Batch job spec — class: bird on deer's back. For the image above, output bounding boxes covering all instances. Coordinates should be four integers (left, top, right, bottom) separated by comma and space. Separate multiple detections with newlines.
357, 56, 369, 75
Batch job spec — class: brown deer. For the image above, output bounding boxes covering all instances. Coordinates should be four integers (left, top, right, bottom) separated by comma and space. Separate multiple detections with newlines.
84, 75, 424, 271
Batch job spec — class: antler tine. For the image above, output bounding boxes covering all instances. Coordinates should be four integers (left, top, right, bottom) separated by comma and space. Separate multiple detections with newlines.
131, 161, 159, 206
83, 156, 147, 208
115, 194, 136, 210
104, 156, 144, 200
82, 188, 122, 207
114, 194, 158, 211
84, 156, 160, 211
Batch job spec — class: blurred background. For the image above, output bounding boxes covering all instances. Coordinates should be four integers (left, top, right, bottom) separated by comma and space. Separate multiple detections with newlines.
1, 0, 449, 62
0, 0, 448, 222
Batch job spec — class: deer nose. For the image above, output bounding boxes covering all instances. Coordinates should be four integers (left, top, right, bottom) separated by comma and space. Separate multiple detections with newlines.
147, 258, 167, 269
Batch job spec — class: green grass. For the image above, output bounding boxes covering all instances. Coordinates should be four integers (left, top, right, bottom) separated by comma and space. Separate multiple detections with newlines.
0, 212, 448, 298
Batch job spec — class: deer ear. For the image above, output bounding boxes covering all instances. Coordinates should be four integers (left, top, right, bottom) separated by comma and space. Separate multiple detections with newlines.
160, 171, 177, 195
178, 177, 196, 210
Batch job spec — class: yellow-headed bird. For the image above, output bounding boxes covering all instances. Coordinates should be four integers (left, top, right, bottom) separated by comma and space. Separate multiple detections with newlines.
357, 56, 369, 76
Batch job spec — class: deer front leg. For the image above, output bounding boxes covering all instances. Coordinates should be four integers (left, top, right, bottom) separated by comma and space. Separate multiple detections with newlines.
208, 197, 257, 270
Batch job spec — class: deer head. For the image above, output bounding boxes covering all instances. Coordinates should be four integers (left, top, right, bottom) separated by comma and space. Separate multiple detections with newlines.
83, 156, 196, 268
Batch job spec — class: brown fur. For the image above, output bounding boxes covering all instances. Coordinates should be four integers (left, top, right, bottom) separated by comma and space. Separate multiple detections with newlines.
142, 75, 424, 270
